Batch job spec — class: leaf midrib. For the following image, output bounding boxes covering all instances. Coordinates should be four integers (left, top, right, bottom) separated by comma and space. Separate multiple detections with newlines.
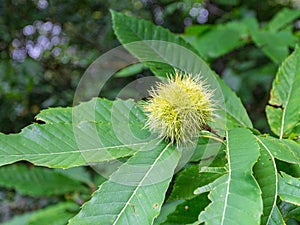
220, 131, 231, 224
111, 142, 172, 225
256, 137, 278, 224
0, 142, 148, 157
279, 53, 300, 139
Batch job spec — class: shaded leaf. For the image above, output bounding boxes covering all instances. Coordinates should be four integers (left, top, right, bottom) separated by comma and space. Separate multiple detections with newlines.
29, 202, 79, 225
194, 174, 228, 195
153, 200, 184, 225
184, 18, 251, 59
168, 164, 223, 201
280, 201, 300, 221
0, 164, 87, 196
54, 166, 92, 187
251, 29, 295, 64
278, 172, 300, 206
2, 202, 79, 225
267, 8, 300, 32
114, 63, 145, 78
162, 194, 209, 225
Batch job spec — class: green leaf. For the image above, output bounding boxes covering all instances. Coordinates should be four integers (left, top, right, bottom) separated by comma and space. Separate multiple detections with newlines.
257, 136, 300, 164
114, 63, 145, 78
278, 172, 300, 206
162, 194, 210, 225
267, 206, 285, 225
184, 18, 250, 59
280, 202, 300, 221
0, 99, 149, 168
200, 166, 227, 174
194, 174, 228, 195
2, 213, 33, 225
212, 0, 239, 5
153, 200, 184, 225
36, 98, 146, 125
54, 166, 93, 187
254, 138, 278, 225
198, 128, 262, 225
0, 164, 87, 196
2, 202, 79, 225
29, 202, 79, 225
168, 164, 223, 201
277, 161, 300, 178
111, 10, 195, 76
266, 46, 300, 137
68, 140, 181, 225
251, 29, 295, 64
267, 8, 300, 32
111, 10, 252, 130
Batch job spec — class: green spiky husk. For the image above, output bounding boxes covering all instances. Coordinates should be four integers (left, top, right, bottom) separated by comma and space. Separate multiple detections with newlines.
144, 72, 213, 145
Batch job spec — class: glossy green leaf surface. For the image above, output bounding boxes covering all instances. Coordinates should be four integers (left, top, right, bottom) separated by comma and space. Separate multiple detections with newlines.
254, 138, 278, 225
68, 140, 181, 225
257, 136, 300, 164
267, 206, 285, 225
266, 47, 300, 138
0, 99, 149, 168
198, 128, 262, 225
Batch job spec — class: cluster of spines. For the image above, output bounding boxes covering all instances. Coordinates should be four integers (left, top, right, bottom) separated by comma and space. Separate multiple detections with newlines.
144, 71, 214, 145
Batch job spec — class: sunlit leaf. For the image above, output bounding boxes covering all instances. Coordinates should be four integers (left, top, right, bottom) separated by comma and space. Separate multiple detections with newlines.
198, 128, 262, 225
266, 47, 300, 137
254, 138, 278, 225
68, 140, 181, 225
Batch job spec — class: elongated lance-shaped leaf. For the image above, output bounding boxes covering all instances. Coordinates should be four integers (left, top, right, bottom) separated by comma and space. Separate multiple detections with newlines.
68, 140, 181, 225
278, 172, 300, 206
111, 10, 252, 131
0, 98, 150, 168
266, 46, 300, 138
36, 98, 147, 125
198, 128, 262, 225
257, 136, 300, 164
254, 138, 278, 225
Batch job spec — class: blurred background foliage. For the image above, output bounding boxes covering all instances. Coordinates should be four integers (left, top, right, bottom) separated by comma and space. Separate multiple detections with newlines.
1, 0, 300, 223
